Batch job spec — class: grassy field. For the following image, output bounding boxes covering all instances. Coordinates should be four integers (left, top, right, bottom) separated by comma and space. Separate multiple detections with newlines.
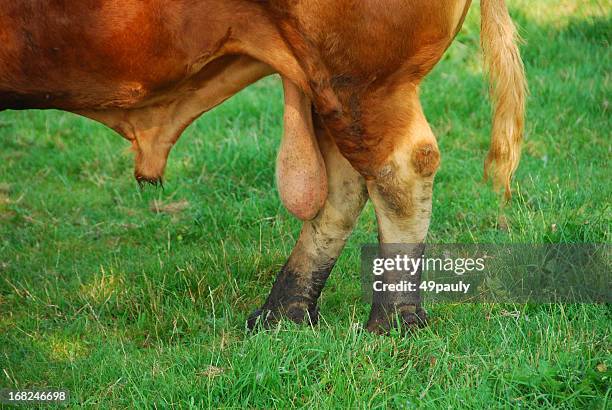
1, 0, 610, 408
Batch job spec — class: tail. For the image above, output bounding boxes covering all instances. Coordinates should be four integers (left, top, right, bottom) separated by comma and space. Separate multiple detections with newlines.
480, 0, 527, 200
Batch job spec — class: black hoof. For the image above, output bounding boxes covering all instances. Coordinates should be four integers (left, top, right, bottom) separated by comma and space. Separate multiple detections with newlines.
246, 304, 319, 331
135, 174, 164, 189
365, 304, 428, 335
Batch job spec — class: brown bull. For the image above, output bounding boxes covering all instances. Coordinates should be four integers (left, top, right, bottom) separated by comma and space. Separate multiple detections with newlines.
0, 0, 526, 332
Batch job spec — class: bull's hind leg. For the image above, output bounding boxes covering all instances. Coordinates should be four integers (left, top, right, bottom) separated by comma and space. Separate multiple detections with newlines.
248, 117, 368, 329
364, 98, 440, 334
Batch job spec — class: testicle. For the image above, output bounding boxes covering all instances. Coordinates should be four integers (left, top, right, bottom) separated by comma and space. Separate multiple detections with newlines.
276, 78, 328, 221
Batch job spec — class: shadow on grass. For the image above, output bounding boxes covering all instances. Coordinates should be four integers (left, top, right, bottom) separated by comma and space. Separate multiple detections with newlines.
561, 13, 611, 44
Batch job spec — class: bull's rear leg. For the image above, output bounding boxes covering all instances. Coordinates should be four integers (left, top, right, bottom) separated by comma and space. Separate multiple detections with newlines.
248, 118, 367, 329
365, 163, 435, 333
364, 103, 440, 334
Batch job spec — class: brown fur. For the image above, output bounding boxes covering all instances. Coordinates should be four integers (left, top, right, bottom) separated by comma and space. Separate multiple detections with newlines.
412, 142, 441, 178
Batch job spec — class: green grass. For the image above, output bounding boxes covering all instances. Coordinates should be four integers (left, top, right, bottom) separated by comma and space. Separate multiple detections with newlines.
1, 0, 610, 408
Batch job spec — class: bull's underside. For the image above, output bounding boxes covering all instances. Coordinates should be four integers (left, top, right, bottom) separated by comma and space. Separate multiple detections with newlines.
0, 0, 525, 333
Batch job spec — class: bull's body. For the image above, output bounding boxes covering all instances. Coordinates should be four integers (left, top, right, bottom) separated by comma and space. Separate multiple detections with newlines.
1, 1, 467, 108
0, 0, 525, 332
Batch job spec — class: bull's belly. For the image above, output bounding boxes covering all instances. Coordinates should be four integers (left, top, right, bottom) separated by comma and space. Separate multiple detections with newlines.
0, 56, 218, 114
0, 81, 168, 112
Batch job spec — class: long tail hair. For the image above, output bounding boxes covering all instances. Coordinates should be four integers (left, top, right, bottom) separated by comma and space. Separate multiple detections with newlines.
480, 0, 527, 199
